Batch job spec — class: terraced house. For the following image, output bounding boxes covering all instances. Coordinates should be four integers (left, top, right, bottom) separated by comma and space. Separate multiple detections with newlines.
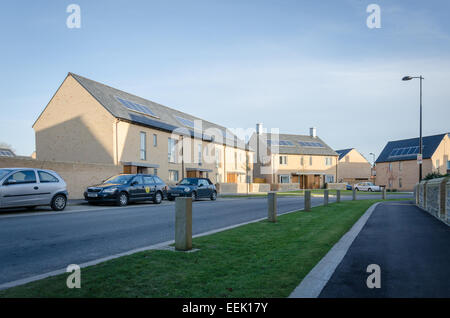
335, 148, 372, 184
375, 133, 450, 191
249, 126, 338, 189
33, 73, 253, 185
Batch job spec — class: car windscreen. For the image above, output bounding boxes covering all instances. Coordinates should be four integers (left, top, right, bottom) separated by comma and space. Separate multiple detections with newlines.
0, 169, 12, 180
178, 178, 198, 186
103, 175, 134, 185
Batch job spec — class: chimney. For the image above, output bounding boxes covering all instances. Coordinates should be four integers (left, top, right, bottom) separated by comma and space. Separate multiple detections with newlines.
256, 123, 263, 135
310, 127, 317, 138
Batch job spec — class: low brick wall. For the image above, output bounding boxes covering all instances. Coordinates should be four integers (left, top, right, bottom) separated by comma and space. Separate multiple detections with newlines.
217, 183, 270, 194
326, 183, 346, 190
0, 157, 122, 199
271, 183, 300, 192
417, 177, 449, 225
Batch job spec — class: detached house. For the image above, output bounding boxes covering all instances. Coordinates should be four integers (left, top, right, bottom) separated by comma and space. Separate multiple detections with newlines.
375, 133, 450, 191
33, 73, 253, 185
249, 126, 338, 189
335, 148, 372, 184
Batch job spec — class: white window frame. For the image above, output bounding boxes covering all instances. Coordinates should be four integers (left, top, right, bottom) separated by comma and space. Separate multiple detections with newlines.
140, 132, 147, 160
279, 174, 290, 184
153, 134, 157, 147
168, 138, 177, 163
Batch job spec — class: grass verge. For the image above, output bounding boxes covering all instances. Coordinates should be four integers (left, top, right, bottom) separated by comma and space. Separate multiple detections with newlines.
221, 190, 410, 198
0, 199, 404, 298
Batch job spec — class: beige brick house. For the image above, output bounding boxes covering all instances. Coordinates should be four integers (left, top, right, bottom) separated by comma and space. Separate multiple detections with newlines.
335, 148, 372, 184
33, 73, 253, 185
375, 133, 450, 191
249, 126, 338, 189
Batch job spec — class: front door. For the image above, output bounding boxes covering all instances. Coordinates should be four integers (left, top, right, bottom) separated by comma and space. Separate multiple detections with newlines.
187, 171, 197, 178
129, 176, 146, 200
227, 173, 238, 183
197, 179, 211, 198
1, 170, 40, 207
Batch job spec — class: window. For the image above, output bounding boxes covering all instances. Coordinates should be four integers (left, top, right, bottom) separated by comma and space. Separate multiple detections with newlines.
215, 149, 221, 168
447, 160, 450, 170
300, 157, 304, 166
38, 171, 59, 183
389, 179, 392, 188
436, 159, 440, 170
154, 168, 158, 176
153, 134, 157, 147
279, 156, 287, 165
399, 178, 402, 188
5, 170, 36, 184
399, 162, 402, 172
140, 132, 147, 160
325, 157, 332, 166
389, 163, 392, 171
168, 138, 177, 163
279, 175, 290, 183
169, 170, 179, 182
309, 156, 313, 166
132, 176, 144, 185
198, 144, 202, 165
143, 176, 155, 184
154, 176, 164, 184
325, 175, 334, 183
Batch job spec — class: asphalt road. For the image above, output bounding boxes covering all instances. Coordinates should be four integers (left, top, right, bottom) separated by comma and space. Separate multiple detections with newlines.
319, 201, 450, 298
0, 193, 411, 286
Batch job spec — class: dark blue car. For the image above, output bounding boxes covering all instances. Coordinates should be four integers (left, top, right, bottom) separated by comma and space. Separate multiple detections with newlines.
84, 174, 167, 206
167, 178, 217, 201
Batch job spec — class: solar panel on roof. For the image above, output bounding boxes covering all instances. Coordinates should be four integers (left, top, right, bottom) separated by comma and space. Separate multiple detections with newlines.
175, 116, 195, 129
115, 96, 158, 118
298, 141, 324, 148
389, 146, 420, 158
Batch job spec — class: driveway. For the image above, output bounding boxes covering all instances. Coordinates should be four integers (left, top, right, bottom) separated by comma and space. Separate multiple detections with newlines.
319, 201, 450, 298
0, 193, 412, 286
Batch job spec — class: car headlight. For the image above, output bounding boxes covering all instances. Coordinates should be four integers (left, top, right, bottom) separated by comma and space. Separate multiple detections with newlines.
102, 188, 118, 194
184, 187, 190, 192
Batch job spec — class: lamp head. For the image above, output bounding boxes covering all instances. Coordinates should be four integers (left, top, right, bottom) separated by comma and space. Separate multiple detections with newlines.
402, 76, 413, 81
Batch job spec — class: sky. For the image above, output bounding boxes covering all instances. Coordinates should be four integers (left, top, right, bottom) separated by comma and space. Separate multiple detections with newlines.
0, 0, 449, 162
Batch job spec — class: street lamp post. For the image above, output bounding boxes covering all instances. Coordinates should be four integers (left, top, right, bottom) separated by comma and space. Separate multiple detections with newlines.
402, 75, 424, 182
369, 152, 376, 166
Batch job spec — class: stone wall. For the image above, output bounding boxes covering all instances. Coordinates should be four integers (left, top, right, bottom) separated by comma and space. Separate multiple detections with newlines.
217, 183, 270, 194
326, 183, 347, 190
416, 177, 449, 225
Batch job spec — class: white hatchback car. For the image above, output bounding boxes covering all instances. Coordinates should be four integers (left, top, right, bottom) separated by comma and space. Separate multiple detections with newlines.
354, 182, 381, 192
0, 168, 68, 211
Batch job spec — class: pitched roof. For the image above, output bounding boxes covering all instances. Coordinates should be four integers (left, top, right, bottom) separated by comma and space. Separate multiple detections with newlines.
375, 133, 449, 163
258, 133, 338, 156
335, 148, 353, 160
68, 73, 247, 150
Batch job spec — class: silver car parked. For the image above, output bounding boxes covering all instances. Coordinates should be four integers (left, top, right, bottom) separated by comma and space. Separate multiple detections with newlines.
0, 168, 68, 211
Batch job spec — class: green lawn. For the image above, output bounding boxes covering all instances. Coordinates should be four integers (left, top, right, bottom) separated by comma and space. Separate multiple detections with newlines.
0, 199, 403, 298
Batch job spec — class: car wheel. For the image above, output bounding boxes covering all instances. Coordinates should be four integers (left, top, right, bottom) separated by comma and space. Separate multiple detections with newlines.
117, 192, 129, 207
191, 192, 197, 201
154, 191, 163, 204
368, 188, 373, 192
51, 194, 67, 211
355, 187, 359, 191
210, 191, 217, 201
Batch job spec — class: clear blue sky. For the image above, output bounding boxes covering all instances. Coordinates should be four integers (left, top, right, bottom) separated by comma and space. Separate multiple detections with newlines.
1, 0, 449, 161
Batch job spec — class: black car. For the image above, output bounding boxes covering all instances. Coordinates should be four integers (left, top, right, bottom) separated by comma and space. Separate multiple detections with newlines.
167, 178, 217, 201
84, 174, 167, 206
